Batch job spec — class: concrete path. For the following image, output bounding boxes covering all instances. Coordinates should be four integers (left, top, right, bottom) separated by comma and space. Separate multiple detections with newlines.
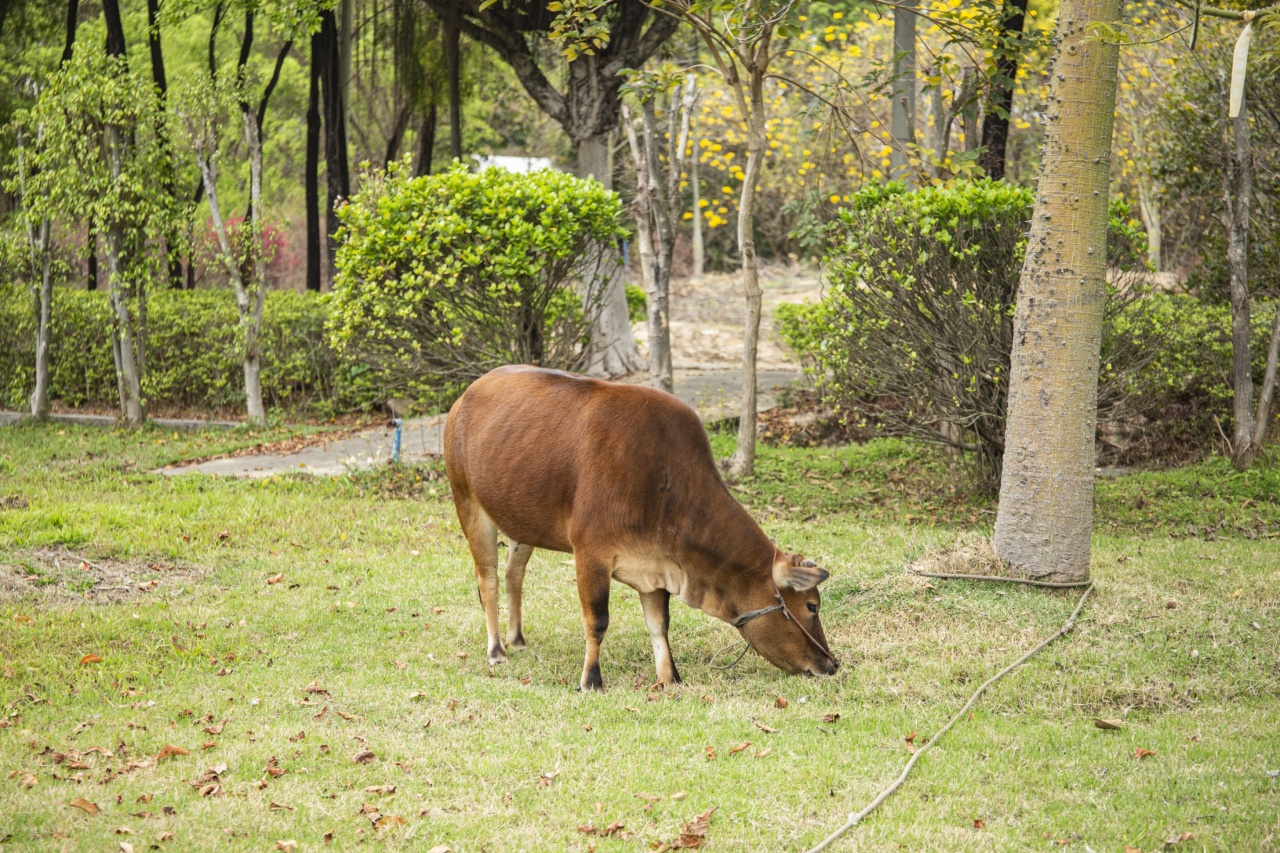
0, 411, 240, 430
156, 367, 802, 478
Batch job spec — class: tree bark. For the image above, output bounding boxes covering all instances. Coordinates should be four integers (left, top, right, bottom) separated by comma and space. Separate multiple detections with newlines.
578, 134, 646, 377
1224, 102, 1254, 469
415, 100, 437, 176
306, 29, 323, 292
890, 0, 916, 184
384, 100, 412, 166
978, 0, 1028, 180
17, 126, 53, 419
102, 0, 125, 58
320, 9, 350, 285
106, 124, 145, 428
991, 0, 1121, 582
60, 0, 79, 66
444, 4, 462, 160
622, 103, 672, 394
727, 55, 769, 480
146, 0, 186, 290
242, 108, 268, 424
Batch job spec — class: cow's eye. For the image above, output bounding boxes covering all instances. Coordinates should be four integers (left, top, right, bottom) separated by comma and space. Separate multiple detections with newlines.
806, 602, 818, 614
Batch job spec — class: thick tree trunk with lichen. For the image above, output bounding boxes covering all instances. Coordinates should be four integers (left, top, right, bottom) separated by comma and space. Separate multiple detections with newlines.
578, 135, 646, 377
991, 0, 1120, 582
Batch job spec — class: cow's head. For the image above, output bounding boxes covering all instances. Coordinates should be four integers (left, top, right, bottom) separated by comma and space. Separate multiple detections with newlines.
734, 549, 838, 676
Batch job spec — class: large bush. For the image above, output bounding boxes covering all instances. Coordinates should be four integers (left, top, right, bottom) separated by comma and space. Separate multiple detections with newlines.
791, 180, 1155, 488
327, 162, 627, 399
0, 287, 363, 414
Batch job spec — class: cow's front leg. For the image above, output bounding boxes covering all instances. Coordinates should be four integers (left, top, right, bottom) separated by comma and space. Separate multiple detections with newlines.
640, 589, 681, 686
574, 555, 611, 691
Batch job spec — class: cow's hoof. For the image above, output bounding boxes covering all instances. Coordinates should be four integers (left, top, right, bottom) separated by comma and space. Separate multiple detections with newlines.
506, 632, 526, 651
579, 664, 604, 692
487, 644, 507, 665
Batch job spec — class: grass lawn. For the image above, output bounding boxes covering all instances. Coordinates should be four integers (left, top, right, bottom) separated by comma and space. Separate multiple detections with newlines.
1, 422, 1278, 852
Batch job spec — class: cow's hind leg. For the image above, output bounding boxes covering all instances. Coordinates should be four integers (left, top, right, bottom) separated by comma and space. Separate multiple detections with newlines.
458, 497, 506, 665
574, 551, 611, 691
640, 589, 681, 686
504, 541, 534, 650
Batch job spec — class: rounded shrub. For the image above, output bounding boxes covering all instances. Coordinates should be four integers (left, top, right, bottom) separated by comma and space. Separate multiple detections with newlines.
791, 179, 1154, 489
327, 161, 627, 401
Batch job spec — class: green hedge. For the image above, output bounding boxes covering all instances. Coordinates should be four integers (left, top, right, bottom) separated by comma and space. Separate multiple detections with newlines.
0, 286, 375, 415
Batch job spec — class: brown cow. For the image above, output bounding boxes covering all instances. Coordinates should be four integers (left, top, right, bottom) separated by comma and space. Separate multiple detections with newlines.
443, 365, 838, 690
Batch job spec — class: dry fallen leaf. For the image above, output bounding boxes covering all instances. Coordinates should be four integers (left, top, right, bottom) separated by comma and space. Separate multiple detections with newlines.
973, 819, 986, 829
120, 843, 135, 853
1094, 718, 1123, 730
155, 745, 189, 762
374, 815, 407, 830
80, 654, 102, 665
203, 721, 224, 735
426, 846, 453, 853
353, 750, 376, 765
754, 748, 772, 758
703, 746, 716, 761
729, 741, 752, 755
20, 772, 37, 788
1124, 846, 1141, 853
1166, 831, 1195, 844
905, 731, 917, 744
774, 695, 788, 709
157, 833, 174, 843
275, 841, 298, 851
754, 722, 777, 733
364, 785, 396, 796
1134, 748, 1156, 759
67, 797, 99, 815
269, 802, 294, 812
821, 713, 841, 724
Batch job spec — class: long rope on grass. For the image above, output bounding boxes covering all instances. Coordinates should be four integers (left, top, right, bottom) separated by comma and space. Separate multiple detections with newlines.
802, 581, 1095, 853
908, 569, 1094, 589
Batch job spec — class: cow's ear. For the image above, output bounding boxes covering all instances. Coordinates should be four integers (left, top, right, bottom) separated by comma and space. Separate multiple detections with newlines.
774, 560, 829, 591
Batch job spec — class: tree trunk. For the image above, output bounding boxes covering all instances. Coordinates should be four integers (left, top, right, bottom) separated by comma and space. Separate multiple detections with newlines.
242, 108, 267, 424
339, 0, 352, 113
961, 65, 980, 151
87, 230, 98, 290
60, 0, 79, 65
991, 0, 1121, 582
1136, 176, 1162, 273
578, 134, 646, 378
727, 61, 768, 480
1225, 102, 1254, 470
385, 101, 412, 166
106, 124, 144, 428
320, 9, 350, 285
623, 103, 671, 394
978, 0, 1028, 180
1252, 301, 1280, 451
444, 4, 462, 160
691, 136, 704, 276
146, 0, 185, 290
890, 0, 916, 184
415, 100, 437, 176
306, 30, 323, 292
102, 0, 125, 57
31, 227, 52, 419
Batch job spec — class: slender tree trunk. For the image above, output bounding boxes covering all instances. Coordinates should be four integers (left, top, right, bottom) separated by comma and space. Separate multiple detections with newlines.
17, 126, 54, 419
320, 9, 350, 285
242, 109, 267, 424
306, 30, 323, 292
60, 0, 79, 65
961, 65, 980, 151
385, 101, 412, 166
339, 0, 352, 113
1225, 102, 1255, 469
578, 134, 645, 377
32, 230, 53, 419
146, 0, 185, 290
444, 4, 462, 160
643, 100, 675, 394
991, 0, 1121, 582
623, 104, 671, 394
691, 138, 704, 276
415, 100, 437, 176
978, 0, 1028, 180
890, 0, 916, 184
728, 60, 768, 479
1252, 302, 1280, 450
106, 125, 144, 428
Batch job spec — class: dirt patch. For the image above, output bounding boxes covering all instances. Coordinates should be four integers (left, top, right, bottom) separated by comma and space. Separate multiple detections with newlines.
758, 390, 874, 447
908, 533, 1013, 579
0, 548, 203, 604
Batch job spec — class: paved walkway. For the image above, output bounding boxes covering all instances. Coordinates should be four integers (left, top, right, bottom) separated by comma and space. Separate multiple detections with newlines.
155, 367, 802, 478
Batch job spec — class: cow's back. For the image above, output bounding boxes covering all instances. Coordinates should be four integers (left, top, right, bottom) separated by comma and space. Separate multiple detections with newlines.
444, 366, 721, 553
